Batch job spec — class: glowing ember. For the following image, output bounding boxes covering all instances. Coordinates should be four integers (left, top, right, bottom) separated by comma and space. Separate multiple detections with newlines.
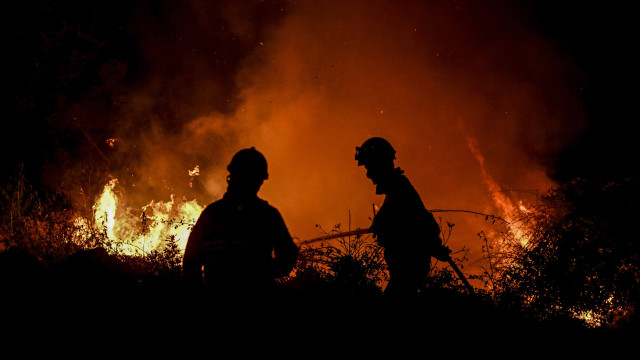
188, 165, 200, 178
188, 165, 200, 188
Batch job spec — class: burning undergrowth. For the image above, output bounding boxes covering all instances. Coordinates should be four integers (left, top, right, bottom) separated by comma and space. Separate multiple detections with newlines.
1, 166, 639, 337
5, 0, 640, 338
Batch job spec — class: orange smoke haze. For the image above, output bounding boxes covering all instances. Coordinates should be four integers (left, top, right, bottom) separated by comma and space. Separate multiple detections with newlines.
69, 0, 587, 274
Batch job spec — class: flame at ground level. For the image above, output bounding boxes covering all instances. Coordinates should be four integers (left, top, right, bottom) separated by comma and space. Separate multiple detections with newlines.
77, 158, 538, 264
75, 178, 203, 257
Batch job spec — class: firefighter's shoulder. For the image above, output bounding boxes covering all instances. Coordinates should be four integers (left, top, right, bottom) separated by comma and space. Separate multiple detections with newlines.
197, 198, 230, 219
254, 198, 286, 220
255, 198, 277, 212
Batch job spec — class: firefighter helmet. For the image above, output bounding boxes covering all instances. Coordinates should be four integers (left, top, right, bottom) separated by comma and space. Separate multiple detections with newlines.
355, 137, 396, 166
227, 147, 269, 180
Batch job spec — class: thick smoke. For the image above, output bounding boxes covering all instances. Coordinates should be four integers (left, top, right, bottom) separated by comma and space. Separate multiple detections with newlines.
49, 0, 587, 272
199, 0, 586, 257
42, 0, 288, 211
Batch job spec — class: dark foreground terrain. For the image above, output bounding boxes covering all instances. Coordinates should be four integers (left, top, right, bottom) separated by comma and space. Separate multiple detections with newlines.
1, 246, 636, 354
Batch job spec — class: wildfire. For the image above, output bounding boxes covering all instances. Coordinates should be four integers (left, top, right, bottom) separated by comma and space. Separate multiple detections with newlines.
77, 177, 203, 257
466, 137, 532, 247
93, 178, 118, 241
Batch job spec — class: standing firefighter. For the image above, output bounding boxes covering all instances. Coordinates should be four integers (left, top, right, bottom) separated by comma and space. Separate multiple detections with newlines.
355, 137, 451, 298
183, 147, 299, 302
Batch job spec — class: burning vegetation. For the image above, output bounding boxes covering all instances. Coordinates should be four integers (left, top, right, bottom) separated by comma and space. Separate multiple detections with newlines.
2, 163, 638, 334
4, 0, 640, 340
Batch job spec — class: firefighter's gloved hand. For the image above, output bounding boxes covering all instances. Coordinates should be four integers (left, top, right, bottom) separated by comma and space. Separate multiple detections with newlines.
433, 245, 452, 262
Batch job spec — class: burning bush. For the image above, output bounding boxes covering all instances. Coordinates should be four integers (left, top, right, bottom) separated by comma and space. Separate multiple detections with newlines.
483, 177, 640, 328
0, 166, 194, 310
3, 162, 639, 333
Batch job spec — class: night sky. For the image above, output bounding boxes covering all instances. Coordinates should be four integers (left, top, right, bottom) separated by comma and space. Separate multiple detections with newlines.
527, 1, 638, 182
5, 0, 639, 203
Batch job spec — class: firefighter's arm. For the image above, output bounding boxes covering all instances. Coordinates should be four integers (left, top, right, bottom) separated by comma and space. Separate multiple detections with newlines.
422, 209, 451, 261
432, 242, 452, 262
370, 220, 387, 246
427, 229, 451, 261
271, 210, 299, 278
182, 209, 209, 291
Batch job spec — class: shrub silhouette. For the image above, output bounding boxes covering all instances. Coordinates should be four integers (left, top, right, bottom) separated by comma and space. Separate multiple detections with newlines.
2, 167, 639, 336
485, 177, 640, 328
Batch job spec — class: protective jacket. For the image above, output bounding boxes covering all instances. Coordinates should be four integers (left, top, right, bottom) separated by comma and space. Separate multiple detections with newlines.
371, 168, 442, 295
183, 193, 299, 294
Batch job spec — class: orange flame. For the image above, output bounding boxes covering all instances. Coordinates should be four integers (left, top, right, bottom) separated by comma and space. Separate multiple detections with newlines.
466, 136, 531, 246
78, 177, 203, 256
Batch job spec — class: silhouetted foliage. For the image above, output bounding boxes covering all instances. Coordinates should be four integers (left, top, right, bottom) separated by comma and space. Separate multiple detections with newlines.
485, 177, 640, 328
3, 167, 639, 338
0, 165, 190, 312
289, 224, 387, 297
0, 165, 93, 264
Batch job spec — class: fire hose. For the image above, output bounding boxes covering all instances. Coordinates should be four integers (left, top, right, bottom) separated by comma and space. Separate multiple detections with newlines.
300, 228, 475, 295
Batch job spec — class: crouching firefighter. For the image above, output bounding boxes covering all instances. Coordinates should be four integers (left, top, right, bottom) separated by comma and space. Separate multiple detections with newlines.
355, 137, 451, 299
183, 147, 299, 304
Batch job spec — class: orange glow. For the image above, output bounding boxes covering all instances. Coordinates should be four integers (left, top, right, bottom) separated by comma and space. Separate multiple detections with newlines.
66, 1, 587, 277
77, 177, 203, 256
466, 136, 533, 247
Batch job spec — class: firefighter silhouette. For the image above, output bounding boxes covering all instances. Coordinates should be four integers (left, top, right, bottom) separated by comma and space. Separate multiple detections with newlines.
183, 147, 299, 301
355, 137, 451, 298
